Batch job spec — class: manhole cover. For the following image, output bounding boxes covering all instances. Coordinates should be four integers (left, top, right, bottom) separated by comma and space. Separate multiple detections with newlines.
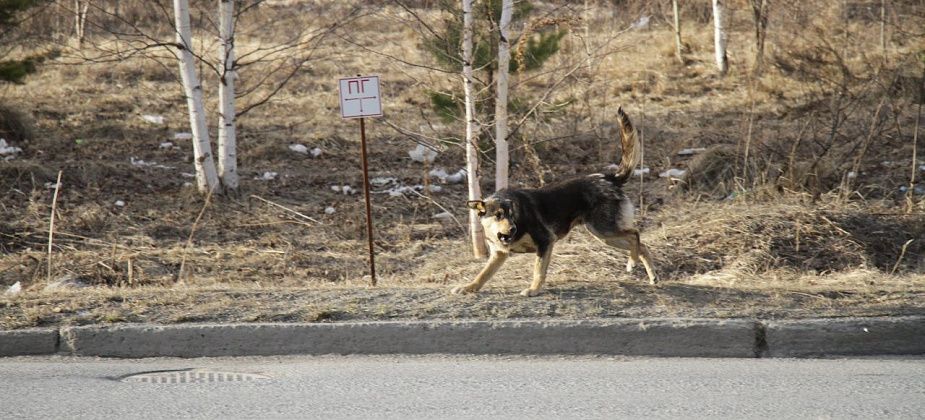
120, 369, 271, 384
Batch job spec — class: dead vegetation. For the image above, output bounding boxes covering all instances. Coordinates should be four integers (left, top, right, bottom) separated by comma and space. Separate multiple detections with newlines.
1, 0, 924, 328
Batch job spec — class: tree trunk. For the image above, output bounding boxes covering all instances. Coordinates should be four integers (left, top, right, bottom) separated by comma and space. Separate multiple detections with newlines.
173, 0, 220, 193
750, 0, 769, 74
672, 0, 683, 64
462, 0, 487, 258
74, 0, 89, 48
712, 0, 728, 76
494, 0, 513, 191
218, 0, 238, 191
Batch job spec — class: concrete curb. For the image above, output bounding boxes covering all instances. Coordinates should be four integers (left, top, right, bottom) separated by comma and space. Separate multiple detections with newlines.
0, 328, 58, 357
1, 317, 923, 358
763, 316, 925, 357
58, 319, 756, 358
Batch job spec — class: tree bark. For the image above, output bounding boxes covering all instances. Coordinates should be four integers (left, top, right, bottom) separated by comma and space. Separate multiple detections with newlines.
750, 0, 769, 74
462, 0, 487, 258
712, 0, 728, 76
173, 0, 220, 193
672, 0, 683, 64
74, 0, 89, 48
494, 0, 513, 191
218, 0, 238, 191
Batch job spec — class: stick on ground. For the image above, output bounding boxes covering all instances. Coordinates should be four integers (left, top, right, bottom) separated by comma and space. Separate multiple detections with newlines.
46, 170, 63, 284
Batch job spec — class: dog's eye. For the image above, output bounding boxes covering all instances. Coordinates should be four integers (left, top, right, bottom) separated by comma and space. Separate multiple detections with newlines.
495, 212, 503, 219
478, 211, 486, 217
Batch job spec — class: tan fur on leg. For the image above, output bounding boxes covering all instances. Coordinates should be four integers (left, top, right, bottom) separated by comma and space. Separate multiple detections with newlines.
521, 246, 553, 297
451, 251, 509, 294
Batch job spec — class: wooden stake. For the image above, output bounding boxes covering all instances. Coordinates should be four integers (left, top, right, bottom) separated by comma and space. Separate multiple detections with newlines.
47, 170, 63, 284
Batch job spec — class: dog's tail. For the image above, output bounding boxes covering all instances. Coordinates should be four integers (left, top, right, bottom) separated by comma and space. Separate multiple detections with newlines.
613, 107, 641, 182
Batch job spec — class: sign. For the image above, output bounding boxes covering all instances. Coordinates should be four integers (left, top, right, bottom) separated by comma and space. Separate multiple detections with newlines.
339, 75, 382, 119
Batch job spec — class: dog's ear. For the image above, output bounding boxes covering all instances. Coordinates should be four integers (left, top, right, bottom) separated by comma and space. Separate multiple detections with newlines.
467, 200, 485, 215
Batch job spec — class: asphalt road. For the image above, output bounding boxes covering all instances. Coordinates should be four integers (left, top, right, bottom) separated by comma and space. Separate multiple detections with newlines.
1, 355, 923, 419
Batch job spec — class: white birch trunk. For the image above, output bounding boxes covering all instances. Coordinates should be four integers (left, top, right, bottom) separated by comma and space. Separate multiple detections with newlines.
494, 0, 513, 191
74, 0, 89, 48
218, 0, 238, 190
173, 0, 219, 193
462, 0, 487, 258
672, 0, 683, 63
712, 0, 729, 75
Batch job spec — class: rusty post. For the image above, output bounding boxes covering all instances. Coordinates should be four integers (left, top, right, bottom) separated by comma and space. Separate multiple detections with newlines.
359, 116, 376, 286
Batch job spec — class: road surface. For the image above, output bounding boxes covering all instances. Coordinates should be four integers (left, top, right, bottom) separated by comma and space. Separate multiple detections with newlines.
1, 355, 923, 419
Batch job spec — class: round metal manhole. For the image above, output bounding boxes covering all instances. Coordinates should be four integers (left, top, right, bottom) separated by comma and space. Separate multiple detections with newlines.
120, 369, 271, 384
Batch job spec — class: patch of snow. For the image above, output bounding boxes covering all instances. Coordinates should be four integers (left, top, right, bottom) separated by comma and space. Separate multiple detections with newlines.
173, 132, 193, 140
659, 168, 687, 179
325, 206, 336, 215
920, 165, 925, 172
677, 148, 706, 156
44, 275, 88, 292
0, 138, 22, 157
114, 200, 125, 207
633, 167, 651, 176
141, 114, 165, 125
433, 211, 453, 220
44, 182, 60, 189
604, 164, 620, 172
289, 144, 308, 154
5, 281, 21, 296
183, 182, 193, 188
331, 185, 356, 195
130, 157, 173, 170
255, 171, 278, 181
429, 168, 466, 184
382, 183, 441, 197
310, 147, 322, 158
159, 142, 174, 149
444, 169, 466, 184
847, 171, 858, 179
371, 177, 397, 187
408, 144, 438, 163
631, 15, 650, 30
180, 172, 195, 178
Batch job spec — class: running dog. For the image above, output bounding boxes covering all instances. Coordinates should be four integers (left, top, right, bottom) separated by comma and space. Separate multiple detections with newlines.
452, 107, 657, 297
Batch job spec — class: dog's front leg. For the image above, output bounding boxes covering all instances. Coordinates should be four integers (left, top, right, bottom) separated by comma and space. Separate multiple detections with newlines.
521, 244, 553, 297
451, 251, 508, 294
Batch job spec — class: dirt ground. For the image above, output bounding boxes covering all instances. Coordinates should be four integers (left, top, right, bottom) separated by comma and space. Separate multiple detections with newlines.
1, 1, 924, 329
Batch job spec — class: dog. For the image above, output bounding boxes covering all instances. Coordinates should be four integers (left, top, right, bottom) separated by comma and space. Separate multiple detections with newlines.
452, 107, 657, 297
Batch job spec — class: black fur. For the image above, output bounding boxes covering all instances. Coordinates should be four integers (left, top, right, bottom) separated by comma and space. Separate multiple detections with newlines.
489, 173, 628, 254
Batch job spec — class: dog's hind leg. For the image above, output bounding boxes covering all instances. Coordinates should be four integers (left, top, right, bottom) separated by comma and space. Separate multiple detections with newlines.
595, 230, 658, 284
521, 245, 553, 297
451, 251, 509, 294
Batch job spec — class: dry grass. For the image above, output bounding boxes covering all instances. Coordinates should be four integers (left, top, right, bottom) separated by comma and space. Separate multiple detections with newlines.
1, 1, 924, 329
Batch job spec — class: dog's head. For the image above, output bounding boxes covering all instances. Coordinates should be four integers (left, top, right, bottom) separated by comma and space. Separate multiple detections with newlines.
468, 198, 517, 245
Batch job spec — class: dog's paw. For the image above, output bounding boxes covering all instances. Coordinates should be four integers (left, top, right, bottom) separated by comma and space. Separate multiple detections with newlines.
519, 288, 543, 297
451, 284, 478, 295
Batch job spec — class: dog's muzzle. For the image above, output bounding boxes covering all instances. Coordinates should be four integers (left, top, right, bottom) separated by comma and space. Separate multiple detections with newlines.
497, 227, 516, 245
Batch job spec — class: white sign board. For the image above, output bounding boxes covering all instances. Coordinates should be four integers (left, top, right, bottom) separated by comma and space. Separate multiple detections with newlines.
339, 75, 382, 119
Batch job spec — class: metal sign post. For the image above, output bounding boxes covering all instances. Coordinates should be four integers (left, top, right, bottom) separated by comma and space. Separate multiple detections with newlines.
339, 75, 382, 286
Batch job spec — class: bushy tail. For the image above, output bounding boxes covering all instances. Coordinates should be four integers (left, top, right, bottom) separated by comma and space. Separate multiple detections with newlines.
613, 106, 641, 181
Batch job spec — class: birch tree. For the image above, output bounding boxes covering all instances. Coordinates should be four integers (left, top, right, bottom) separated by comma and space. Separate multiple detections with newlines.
174, 0, 219, 193
712, 0, 728, 75
750, 0, 769, 74
494, 0, 513, 191
672, 0, 683, 64
217, 0, 237, 191
462, 0, 487, 258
